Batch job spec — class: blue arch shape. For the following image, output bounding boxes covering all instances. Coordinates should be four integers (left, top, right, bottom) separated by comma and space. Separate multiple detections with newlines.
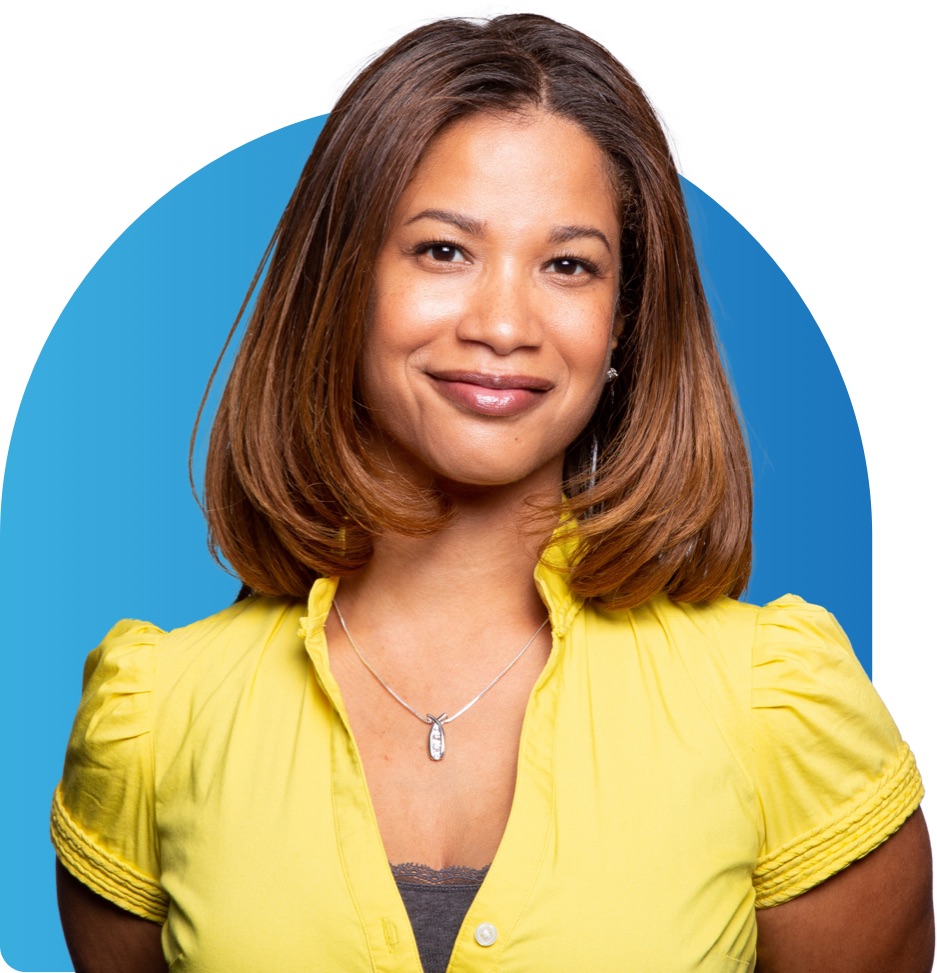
0, 117, 869, 969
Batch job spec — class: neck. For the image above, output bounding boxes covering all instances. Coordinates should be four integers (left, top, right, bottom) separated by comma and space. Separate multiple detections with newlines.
336, 482, 559, 637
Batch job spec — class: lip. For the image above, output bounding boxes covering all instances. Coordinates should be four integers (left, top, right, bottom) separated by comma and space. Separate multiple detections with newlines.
428, 370, 553, 417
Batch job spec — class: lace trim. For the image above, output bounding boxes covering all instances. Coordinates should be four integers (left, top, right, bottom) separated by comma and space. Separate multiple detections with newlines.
390, 861, 491, 887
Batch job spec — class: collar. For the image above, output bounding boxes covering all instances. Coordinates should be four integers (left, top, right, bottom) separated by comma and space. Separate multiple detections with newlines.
533, 528, 584, 639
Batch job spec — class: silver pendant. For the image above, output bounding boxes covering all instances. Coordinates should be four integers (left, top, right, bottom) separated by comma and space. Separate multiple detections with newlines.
427, 714, 447, 761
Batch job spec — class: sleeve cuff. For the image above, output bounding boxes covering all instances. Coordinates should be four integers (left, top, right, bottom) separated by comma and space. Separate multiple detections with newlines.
50, 783, 168, 923
753, 742, 924, 908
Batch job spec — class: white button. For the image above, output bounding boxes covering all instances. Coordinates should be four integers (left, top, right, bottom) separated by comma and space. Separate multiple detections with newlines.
474, 922, 498, 947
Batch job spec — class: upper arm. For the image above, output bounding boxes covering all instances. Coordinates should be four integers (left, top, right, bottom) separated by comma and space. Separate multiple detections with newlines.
51, 621, 170, 922
755, 808, 935, 973
751, 600, 925, 907
57, 859, 167, 973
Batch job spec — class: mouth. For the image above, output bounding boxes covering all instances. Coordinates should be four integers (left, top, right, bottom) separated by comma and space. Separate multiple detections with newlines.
428, 370, 553, 417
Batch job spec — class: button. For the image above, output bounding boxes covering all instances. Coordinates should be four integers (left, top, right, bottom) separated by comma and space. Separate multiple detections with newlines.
474, 923, 498, 947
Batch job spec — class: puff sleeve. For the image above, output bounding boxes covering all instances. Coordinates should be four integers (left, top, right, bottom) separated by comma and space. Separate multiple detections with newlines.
750, 596, 924, 909
51, 619, 169, 922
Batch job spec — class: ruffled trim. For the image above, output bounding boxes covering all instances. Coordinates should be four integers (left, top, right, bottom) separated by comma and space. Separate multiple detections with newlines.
753, 742, 923, 908
51, 783, 168, 923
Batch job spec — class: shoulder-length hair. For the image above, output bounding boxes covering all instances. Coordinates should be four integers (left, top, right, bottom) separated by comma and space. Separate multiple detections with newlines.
197, 13, 752, 608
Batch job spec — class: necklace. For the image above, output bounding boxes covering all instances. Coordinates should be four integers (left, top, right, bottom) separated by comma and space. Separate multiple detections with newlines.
332, 600, 550, 762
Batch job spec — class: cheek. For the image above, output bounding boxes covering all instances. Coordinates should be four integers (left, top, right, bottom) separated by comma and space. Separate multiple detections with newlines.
573, 376, 607, 433
560, 321, 616, 424
370, 255, 463, 348
358, 313, 425, 437
562, 315, 616, 379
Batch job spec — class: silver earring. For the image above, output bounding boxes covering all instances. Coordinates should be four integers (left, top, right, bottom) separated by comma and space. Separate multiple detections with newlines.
606, 367, 618, 383
589, 435, 599, 490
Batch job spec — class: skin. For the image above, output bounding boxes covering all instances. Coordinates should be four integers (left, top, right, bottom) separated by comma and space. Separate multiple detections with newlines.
56, 860, 165, 973
361, 110, 623, 495
755, 809, 934, 972
57, 110, 934, 971
334, 110, 623, 870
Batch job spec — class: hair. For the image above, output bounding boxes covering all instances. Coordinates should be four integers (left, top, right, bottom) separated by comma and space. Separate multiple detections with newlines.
196, 13, 752, 608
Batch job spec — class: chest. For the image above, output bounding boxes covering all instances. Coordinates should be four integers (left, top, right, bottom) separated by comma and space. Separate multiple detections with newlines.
153, 612, 759, 972
328, 627, 552, 870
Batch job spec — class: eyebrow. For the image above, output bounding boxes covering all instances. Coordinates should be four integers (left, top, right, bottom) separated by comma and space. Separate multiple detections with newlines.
404, 209, 613, 255
548, 224, 613, 255
404, 209, 485, 236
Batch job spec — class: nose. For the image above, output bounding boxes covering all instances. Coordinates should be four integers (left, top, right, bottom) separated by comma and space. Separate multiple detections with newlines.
455, 263, 543, 355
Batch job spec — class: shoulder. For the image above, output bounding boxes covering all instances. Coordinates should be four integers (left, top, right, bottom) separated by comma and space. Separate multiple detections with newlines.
584, 591, 923, 907
143, 594, 308, 730
52, 594, 309, 913
620, 591, 900, 748
743, 597, 923, 906
68, 594, 308, 767
602, 590, 853, 669
588, 591, 761, 680
752, 592, 856, 656
78, 593, 306, 688
152, 593, 306, 668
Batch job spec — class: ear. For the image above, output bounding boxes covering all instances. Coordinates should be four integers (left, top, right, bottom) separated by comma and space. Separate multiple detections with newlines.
611, 312, 625, 347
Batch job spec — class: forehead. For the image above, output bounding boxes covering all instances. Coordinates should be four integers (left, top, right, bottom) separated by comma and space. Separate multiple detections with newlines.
393, 110, 620, 234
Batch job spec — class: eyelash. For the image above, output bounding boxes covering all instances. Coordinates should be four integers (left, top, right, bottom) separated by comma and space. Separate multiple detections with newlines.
410, 240, 601, 277
549, 253, 601, 277
411, 240, 466, 262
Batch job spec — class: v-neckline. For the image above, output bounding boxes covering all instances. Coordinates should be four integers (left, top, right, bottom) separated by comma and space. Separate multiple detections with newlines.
299, 565, 578, 971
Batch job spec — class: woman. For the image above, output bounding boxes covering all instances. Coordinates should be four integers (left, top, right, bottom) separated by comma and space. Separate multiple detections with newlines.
52, 14, 933, 972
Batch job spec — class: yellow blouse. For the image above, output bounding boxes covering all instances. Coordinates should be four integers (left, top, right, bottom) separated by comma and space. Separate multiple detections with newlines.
51, 551, 923, 971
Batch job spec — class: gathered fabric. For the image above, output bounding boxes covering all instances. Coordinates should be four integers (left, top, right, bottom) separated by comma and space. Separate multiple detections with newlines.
51, 546, 922, 971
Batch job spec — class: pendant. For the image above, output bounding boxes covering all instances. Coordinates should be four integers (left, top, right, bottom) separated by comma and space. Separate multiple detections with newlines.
427, 714, 447, 761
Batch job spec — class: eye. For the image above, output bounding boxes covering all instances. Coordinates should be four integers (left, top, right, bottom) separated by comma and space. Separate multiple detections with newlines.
418, 242, 468, 263
546, 256, 598, 277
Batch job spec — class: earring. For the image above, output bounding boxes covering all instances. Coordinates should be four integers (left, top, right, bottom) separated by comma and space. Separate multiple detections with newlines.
605, 367, 618, 382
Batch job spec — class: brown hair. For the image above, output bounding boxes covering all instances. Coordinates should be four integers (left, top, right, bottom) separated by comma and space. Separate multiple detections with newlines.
196, 13, 752, 607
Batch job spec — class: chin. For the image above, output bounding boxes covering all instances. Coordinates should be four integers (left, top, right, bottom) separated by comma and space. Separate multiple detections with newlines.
430, 458, 564, 496
373, 431, 567, 497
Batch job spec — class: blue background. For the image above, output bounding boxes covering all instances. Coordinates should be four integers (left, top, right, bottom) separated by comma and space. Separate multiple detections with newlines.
0, 116, 869, 970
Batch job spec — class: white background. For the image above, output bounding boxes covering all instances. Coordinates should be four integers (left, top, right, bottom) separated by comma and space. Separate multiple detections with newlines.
2, 2, 933, 969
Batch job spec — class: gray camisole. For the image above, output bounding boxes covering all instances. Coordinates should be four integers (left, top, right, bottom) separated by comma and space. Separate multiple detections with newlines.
391, 862, 490, 973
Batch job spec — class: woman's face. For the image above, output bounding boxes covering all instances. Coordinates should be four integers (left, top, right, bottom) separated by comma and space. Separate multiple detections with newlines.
363, 109, 622, 493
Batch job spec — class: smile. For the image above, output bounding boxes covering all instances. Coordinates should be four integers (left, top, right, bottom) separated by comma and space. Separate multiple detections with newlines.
428, 370, 552, 417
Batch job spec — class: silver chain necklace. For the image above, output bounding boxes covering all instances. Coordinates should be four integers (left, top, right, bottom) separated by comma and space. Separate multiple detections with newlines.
332, 600, 549, 762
